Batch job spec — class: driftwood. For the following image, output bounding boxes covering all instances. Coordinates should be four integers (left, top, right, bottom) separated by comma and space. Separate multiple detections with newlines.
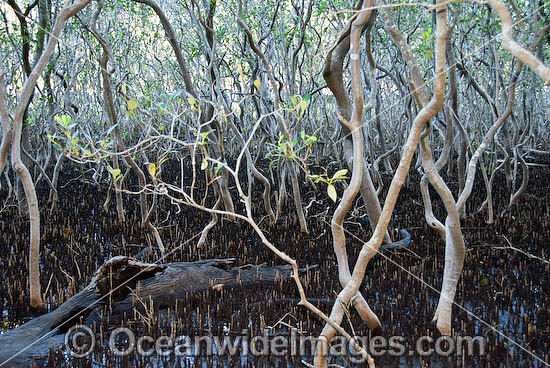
0, 256, 306, 367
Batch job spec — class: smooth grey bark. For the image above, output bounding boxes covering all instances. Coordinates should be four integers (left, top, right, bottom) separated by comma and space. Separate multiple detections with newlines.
6, 0, 94, 309
322, 8, 391, 244
486, 0, 550, 82
314, 3, 448, 365
0, 74, 11, 179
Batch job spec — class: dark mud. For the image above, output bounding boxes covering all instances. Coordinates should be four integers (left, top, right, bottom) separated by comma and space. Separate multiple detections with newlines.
0, 161, 548, 367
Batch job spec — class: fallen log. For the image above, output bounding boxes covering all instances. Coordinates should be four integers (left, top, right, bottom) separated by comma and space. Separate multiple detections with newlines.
0, 256, 308, 367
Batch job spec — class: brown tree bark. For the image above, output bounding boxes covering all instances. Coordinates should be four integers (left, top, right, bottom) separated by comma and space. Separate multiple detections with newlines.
0, 256, 308, 367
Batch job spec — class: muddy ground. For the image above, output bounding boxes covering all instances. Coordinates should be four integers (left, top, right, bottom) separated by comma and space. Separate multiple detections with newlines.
0, 161, 548, 367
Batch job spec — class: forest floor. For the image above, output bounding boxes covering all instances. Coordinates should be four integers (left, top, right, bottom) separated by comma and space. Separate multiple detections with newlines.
0, 162, 548, 367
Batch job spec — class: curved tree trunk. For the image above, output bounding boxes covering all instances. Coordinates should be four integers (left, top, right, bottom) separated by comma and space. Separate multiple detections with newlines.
314, 3, 448, 365
1, 0, 94, 309
322, 8, 391, 244
0, 74, 12, 177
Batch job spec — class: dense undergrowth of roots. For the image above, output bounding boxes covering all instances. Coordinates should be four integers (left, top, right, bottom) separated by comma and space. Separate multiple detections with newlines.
0, 159, 548, 367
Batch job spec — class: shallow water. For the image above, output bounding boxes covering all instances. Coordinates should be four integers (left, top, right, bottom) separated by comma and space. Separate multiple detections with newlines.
1, 163, 548, 367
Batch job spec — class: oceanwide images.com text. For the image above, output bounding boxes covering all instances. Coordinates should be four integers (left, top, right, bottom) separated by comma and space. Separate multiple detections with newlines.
65, 325, 486, 363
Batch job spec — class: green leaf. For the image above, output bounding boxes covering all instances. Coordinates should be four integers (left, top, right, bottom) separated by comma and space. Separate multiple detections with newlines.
327, 184, 337, 202
480, 277, 488, 287
332, 169, 348, 180
253, 79, 260, 92
306, 135, 317, 144
298, 100, 307, 116
127, 99, 138, 115
108, 168, 121, 181
201, 159, 208, 170
55, 114, 71, 128
215, 162, 223, 174
187, 97, 197, 107
147, 163, 157, 180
